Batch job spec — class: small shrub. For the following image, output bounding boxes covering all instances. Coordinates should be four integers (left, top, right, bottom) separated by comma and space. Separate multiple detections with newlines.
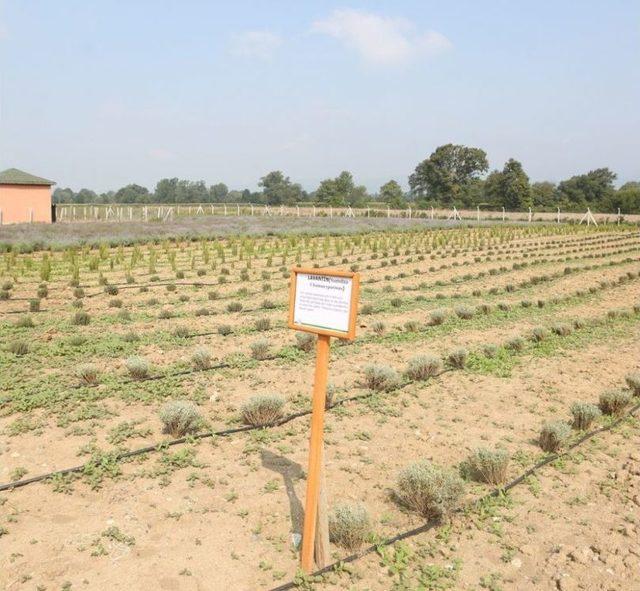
403, 320, 419, 333
328, 503, 371, 551
176, 270, 185, 279
159, 401, 203, 437
76, 363, 99, 385
363, 364, 400, 391
539, 421, 571, 452
109, 298, 123, 308
250, 338, 271, 360
531, 327, 548, 342
390, 297, 403, 308
371, 321, 386, 335
125, 356, 150, 380
166, 284, 177, 292
227, 301, 243, 312
395, 461, 464, 520
208, 290, 219, 301
429, 309, 447, 325
404, 355, 443, 381
477, 303, 492, 315
460, 448, 509, 485
241, 395, 286, 426
505, 336, 525, 352
191, 346, 213, 370
551, 323, 572, 336
29, 299, 41, 312
173, 326, 190, 338
497, 302, 510, 311
262, 299, 277, 309
0, 290, 9, 300
570, 402, 601, 430
361, 304, 374, 315
104, 285, 119, 295
122, 331, 139, 342
15, 315, 34, 328
295, 332, 315, 352
72, 311, 90, 325
158, 308, 173, 319
37, 285, 48, 298
599, 389, 631, 416
73, 287, 85, 298
68, 335, 87, 346
455, 305, 474, 320
194, 307, 210, 317
482, 343, 498, 358
625, 372, 640, 396
8, 339, 29, 356
446, 347, 468, 369
117, 309, 131, 322
72, 299, 84, 309
218, 324, 232, 336
254, 317, 271, 332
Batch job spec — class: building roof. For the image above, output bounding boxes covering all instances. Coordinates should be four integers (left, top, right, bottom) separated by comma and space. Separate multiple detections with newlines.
0, 168, 56, 186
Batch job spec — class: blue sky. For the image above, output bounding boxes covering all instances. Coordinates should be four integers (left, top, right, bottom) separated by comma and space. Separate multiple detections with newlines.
1, 0, 639, 192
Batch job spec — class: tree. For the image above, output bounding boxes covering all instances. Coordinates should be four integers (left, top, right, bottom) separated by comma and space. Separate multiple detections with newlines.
154, 178, 179, 203
409, 144, 489, 204
606, 182, 640, 214
258, 171, 303, 205
557, 168, 616, 209
74, 188, 98, 203
114, 184, 150, 203
490, 159, 531, 210
379, 180, 406, 209
52, 187, 75, 204
531, 181, 557, 209
315, 171, 368, 207
209, 182, 229, 202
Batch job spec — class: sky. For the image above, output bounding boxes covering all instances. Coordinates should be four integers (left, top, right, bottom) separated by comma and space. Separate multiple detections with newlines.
0, 0, 639, 193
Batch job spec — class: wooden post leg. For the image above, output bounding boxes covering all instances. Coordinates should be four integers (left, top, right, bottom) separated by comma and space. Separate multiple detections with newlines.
300, 334, 331, 573
314, 444, 329, 568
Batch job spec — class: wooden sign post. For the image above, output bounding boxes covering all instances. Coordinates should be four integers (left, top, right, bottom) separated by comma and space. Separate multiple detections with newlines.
288, 267, 360, 573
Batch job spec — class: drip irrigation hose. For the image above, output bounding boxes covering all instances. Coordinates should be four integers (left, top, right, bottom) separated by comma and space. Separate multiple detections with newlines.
267, 401, 640, 591
0, 367, 459, 493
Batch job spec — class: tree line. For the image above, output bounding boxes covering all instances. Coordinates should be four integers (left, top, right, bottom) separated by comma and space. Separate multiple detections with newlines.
53, 144, 640, 213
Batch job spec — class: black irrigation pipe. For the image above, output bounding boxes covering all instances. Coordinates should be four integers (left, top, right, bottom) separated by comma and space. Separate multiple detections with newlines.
4, 278, 639, 411
0, 373, 441, 493
267, 400, 640, 591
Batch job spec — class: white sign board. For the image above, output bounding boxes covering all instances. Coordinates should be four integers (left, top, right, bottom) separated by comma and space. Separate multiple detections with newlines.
292, 272, 354, 335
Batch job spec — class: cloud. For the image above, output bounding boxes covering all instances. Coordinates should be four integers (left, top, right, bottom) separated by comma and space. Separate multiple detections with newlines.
312, 9, 452, 65
229, 31, 283, 61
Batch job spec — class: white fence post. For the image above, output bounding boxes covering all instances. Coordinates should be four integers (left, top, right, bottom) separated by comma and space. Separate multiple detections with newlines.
557, 207, 560, 224
502, 207, 505, 222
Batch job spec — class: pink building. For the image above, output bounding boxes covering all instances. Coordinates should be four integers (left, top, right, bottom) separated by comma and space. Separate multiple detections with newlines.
0, 168, 56, 224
